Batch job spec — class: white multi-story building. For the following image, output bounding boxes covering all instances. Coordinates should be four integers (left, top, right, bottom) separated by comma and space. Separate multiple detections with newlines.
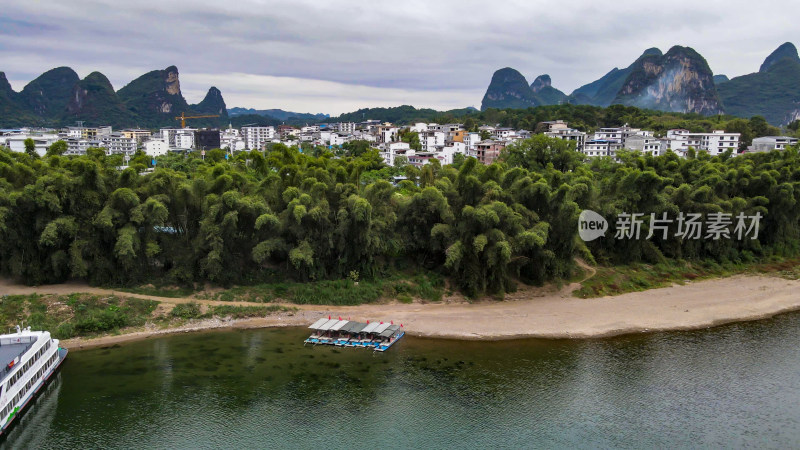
174, 131, 194, 149
144, 138, 169, 157
408, 152, 436, 167
582, 124, 652, 159
420, 130, 446, 152
220, 126, 245, 151
545, 128, 587, 152
749, 136, 799, 153
408, 123, 429, 133
102, 133, 137, 155
336, 122, 356, 134
242, 126, 275, 150
665, 129, 740, 156
159, 128, 196, 148
352, 130, 377, 142
65, 138, 103, 155
463, 132, 482, 153
429, 123, 463, 133
330, 133, 349, 147
594, 124, 651, 141
380, 141, 413, 166
624, 134, 662, 156
435, 141, 466, 165
377, 126, 399, 143
2, 133, 60, 156
62, 126, 112, 140
583, 139, 623, 158
492, 128, 515, 140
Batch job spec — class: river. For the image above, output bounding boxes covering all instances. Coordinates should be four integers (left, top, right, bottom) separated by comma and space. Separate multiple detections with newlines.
3, 313, 800, 448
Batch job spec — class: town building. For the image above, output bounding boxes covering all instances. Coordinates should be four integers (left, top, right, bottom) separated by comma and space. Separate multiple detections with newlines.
583, 139, 622, 158
1, 132, 60, 156
474, 140, 506, 165
624, 134, 662, 156
544, 122, 586, 151
194, 129, 221, 150
380, 141, 413, 166
65, 138, 103, 155
664, 129, 740, 156
749, 136, 799, 153
463, 132, 482, 153
420, 130, 446, 152
376, 125, 399, 143
144, 138, 169, 157
242, 126, 276, 150
102, 133, 137, 155
121, 129, 152, 144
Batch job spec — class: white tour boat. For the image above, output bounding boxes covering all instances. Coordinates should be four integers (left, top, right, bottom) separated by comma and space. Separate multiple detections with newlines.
0, 326, 68, 436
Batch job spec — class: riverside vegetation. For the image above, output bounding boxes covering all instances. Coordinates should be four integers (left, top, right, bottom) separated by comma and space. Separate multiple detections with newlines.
1, 123, 800, 303
0, 293, 296, 339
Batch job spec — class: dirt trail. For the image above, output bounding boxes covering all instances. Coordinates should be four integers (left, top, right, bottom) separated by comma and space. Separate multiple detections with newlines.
0, 279, 273, 308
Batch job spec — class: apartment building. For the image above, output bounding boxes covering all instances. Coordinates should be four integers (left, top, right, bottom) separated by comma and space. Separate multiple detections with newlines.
624, 134, 662, 156
242, 126, 276, 150
103, 133, 137, 155
121, 129, 152, 144
665, 129, 740, 156
545, 127, 586, 151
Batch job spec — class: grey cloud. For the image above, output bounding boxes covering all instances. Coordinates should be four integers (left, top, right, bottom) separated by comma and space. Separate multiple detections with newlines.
0, 0, 795, 113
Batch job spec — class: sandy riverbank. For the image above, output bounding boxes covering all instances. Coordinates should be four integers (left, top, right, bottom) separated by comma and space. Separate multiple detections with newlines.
3, 274, 800, 349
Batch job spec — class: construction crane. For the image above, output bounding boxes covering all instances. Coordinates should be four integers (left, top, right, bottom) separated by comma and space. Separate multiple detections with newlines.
175, 112, 219, 128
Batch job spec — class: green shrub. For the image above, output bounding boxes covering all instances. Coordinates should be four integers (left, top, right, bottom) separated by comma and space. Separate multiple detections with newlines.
170, 302, 202, 319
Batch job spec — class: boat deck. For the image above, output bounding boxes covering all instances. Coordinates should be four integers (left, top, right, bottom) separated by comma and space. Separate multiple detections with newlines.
0, 342, 33, 381
305, 318, 405, 352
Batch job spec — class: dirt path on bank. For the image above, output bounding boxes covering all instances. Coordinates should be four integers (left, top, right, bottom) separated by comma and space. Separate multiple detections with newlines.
3, 273, 800, 347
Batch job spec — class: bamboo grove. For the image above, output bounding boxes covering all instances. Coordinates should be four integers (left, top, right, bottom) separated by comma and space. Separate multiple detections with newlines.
1, 138, 799, 297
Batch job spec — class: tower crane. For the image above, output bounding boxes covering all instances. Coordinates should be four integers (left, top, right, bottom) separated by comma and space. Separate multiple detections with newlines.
175, 112, 219, 128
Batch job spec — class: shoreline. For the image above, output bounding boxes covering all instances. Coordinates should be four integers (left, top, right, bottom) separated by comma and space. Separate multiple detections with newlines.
32, 273, 800, 350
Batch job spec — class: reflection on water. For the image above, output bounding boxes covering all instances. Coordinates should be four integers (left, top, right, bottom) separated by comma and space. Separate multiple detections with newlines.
3, 313, 800, 448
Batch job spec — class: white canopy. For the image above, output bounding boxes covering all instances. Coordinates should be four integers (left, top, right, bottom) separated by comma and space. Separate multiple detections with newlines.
330, 320, 350, 331
361, 322, 381, 333
318, 319, 340, 331
308, 318, 329, 329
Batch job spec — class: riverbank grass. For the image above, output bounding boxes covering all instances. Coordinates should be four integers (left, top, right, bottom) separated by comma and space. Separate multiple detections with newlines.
574, 257, 800, 298
200, 270, 445, 305
0, 294, 299, 340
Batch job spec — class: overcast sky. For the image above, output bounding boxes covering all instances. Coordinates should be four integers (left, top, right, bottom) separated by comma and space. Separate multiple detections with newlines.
1, 0, 796, 115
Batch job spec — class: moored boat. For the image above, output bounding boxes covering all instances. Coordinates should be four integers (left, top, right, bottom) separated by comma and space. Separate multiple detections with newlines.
0, 326, 68, 436
305, 317, 404, 352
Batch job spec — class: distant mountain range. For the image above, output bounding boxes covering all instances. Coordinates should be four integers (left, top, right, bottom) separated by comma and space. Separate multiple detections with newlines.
0, 65, 227, 129
3, 42, 798, 130
481, 42, 800, 124
228, 107, 329, 122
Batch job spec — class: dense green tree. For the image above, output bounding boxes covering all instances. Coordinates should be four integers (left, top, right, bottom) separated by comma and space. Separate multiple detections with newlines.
1, 139, 799, 298
24, 138, 36, 157
399, 129, 422, 151
46, 140, 68, 156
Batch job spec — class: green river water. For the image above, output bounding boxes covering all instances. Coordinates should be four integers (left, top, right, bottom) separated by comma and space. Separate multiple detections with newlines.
3, 313, 800, 449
